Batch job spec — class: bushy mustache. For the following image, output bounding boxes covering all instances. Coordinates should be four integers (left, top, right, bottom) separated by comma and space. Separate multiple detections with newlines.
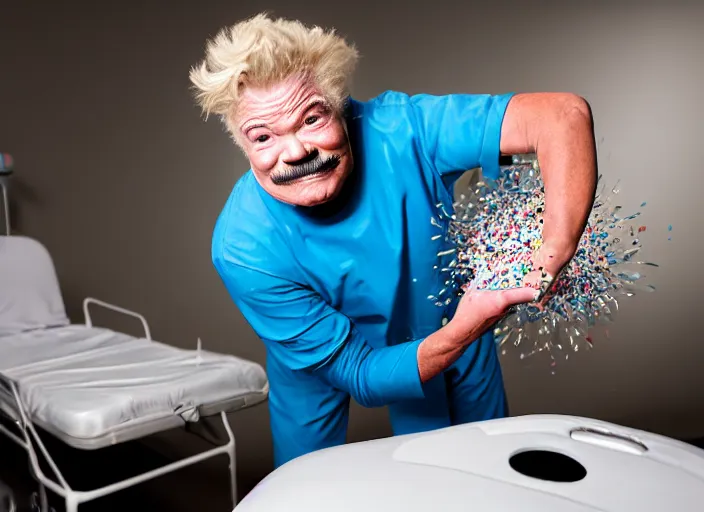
270, 153, 341, 185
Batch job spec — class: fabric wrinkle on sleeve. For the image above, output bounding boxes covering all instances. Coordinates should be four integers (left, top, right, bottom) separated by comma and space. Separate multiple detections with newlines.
213, 255, 427, 408
409, 92, 515, 181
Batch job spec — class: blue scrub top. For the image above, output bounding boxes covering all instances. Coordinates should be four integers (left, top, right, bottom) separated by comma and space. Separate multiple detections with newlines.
212, 90, 515, 468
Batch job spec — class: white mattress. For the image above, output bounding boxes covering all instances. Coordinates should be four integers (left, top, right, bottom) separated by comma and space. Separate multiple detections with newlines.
0, 325, 268, 448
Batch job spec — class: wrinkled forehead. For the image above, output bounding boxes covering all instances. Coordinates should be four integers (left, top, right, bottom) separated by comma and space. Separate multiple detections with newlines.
234, 75, 327, 127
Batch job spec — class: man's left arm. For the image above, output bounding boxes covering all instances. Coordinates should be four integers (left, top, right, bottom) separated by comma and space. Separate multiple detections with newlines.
500, 92, 598, 280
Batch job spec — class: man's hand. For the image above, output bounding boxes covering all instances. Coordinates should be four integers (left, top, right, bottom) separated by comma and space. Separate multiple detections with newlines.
418, 285, 537, 382
523, 238, 577, 304
448, 286, 539, 341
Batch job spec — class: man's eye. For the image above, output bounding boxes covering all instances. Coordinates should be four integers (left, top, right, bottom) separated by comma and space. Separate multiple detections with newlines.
255, 135, 270, 143
304, 115, 319, 125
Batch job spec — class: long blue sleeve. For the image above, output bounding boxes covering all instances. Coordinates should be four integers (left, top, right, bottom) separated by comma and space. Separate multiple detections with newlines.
214, 258, 426, 408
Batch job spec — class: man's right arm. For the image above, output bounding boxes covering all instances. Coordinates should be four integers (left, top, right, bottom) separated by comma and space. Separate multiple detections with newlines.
215, 258, 475, 408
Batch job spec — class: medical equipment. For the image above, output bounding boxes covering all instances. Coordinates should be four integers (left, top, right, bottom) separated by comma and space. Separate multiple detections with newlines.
0, 235, 269, 512
234, 414, 704, 511
0, 153, 13, 236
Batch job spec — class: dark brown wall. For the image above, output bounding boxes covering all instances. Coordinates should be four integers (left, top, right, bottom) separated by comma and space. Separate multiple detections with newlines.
2, 0, 703, 503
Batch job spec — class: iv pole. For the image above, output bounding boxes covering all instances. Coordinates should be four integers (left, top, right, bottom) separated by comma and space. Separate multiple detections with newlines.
0, 153, 13, 235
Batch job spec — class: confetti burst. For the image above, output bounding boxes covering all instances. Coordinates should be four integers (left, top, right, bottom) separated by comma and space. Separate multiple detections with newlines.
430, 155, 661, 366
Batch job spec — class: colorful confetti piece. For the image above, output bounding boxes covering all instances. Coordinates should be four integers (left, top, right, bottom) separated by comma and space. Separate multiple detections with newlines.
430, 157, 660, 365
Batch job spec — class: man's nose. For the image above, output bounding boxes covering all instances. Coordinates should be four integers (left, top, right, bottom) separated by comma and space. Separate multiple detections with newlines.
281, 135, 309, 164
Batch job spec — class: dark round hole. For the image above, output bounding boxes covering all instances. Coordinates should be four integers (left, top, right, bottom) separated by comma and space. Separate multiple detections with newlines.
509, 450, 587, 482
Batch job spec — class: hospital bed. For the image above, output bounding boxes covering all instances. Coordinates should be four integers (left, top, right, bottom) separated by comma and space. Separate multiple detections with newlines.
0, 235, 269, 512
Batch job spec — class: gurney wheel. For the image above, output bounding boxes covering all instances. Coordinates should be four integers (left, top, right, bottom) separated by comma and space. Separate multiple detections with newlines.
29, 492, 54, 512
0, 476, 16, 512
1, 494, 16, 512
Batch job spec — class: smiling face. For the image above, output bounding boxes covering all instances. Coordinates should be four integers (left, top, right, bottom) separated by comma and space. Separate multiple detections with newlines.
234, 75, 354, 207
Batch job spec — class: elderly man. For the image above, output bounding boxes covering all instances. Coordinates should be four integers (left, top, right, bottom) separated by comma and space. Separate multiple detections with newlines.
190, 13, 597, 468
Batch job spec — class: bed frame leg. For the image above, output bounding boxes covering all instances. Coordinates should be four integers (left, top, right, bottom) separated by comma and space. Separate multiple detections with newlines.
65, 494, 78, 512
221, 411, 237, 509
38, 485, 48, 512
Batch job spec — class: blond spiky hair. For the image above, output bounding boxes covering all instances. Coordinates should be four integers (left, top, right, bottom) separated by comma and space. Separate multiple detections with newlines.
189, 13, 359, 130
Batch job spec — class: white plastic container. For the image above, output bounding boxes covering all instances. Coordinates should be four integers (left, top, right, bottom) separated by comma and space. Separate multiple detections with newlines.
235, 414, 704, 511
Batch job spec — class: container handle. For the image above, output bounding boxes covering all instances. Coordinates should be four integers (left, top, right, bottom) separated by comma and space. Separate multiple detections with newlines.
570, 427, 649, 455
